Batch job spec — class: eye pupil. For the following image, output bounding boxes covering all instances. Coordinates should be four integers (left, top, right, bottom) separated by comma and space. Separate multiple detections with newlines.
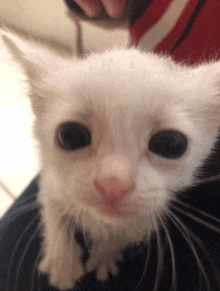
57, 122, 91, 150
148, 130, 187, 159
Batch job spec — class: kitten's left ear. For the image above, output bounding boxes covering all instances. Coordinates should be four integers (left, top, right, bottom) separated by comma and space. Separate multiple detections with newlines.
187, 61, 220, 133
1, 29, 60, 83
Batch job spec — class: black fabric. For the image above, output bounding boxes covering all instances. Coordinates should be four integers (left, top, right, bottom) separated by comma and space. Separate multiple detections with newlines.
1, 175, 220, 291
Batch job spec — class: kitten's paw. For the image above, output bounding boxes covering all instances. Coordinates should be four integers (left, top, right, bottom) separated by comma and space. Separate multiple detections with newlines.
86, 247, 123, 281
39, 255, 84, 290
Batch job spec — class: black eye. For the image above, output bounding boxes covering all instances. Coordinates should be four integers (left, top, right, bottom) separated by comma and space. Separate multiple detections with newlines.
148, 130, 187, 159
57, 122, 91, 150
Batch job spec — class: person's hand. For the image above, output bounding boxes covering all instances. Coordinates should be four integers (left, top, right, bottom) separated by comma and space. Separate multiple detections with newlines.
73, 0, 127, 18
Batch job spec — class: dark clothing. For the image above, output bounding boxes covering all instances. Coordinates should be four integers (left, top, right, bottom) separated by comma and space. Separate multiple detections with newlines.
1, 175, 220, 290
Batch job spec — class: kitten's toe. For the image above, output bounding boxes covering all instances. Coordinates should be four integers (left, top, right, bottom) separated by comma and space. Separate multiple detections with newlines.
96, 256, 120, 281
38, 257, 52, 274
96, 261, 109, 281
86, 250, 123, 281
39, 256, 84, 290
49, 270, 75, 291
86, 256, 98, 273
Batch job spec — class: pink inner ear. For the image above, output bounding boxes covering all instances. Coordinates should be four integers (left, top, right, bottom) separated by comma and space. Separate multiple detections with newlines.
94, 154, 135, 200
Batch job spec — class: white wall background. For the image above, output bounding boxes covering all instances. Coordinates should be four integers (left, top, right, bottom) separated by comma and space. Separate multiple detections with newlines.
0, 0, 128, 52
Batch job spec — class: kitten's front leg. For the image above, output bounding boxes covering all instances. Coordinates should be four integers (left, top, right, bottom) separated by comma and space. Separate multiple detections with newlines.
38, 200, 84, 290
86, 239, 124, 281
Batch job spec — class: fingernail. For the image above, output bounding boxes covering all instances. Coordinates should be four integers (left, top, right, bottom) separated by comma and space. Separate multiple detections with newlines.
106, 5, 125, 18
84, 6, 102, 17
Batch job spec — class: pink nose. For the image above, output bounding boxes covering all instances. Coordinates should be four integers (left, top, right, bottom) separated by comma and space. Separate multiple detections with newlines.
93, 176, 133, 200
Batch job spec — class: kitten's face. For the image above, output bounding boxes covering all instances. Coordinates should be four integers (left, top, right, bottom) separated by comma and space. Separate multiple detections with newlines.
3, 32, 220, 226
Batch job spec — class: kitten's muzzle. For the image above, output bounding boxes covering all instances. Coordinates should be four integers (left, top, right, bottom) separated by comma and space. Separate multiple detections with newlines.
94, 177, 134, 200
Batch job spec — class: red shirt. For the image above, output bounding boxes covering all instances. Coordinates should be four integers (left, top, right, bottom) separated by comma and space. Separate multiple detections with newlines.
130, 0, 220, 64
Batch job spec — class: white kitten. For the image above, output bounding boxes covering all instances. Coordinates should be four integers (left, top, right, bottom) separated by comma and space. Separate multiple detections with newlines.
2, 31, 220, 290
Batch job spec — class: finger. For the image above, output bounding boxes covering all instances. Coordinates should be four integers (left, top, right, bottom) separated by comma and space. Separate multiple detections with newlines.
101, 0, 127, 18
74, 0, 103, 17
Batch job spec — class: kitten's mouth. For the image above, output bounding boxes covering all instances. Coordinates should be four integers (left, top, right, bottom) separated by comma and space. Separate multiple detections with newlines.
80, 197, 137, 219
101, 200, 136, 218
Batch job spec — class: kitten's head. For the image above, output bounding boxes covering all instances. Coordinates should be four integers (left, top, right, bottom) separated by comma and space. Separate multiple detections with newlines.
3, 31, 220, 230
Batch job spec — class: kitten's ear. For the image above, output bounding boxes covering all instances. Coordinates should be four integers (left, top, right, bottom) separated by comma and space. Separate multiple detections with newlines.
187, 61, 220, 134
1, 29, 62, 115
198, 62, 220, 130
1, 30, 63, 83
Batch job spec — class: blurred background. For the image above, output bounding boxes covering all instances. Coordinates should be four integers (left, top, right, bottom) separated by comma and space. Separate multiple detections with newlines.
0, 0, 128, 216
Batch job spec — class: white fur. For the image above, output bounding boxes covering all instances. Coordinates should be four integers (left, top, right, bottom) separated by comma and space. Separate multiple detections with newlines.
2, 30, 220, 290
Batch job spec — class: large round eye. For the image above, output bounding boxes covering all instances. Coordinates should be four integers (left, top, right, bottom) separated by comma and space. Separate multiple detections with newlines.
148, 130, 187, 159
57, 122, 91, 150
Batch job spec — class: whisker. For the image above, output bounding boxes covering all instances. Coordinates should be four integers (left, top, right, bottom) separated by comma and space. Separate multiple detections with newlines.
6, 214, 40, 291
173, 199, 220, 226
134, 216, 153, 291
31, 245, 43, 291
157, 212, 177, 291
166, 208, 211, 291
58, 214, 72, 271
68, 215, 75, 275
170, 203, 220, 235
14, 218, 42, 291
1, 200, 40, 228
73, 210, 80, 232
152, 216, 164, 291
195, 173, 220, 185
81, 211, 90, 248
